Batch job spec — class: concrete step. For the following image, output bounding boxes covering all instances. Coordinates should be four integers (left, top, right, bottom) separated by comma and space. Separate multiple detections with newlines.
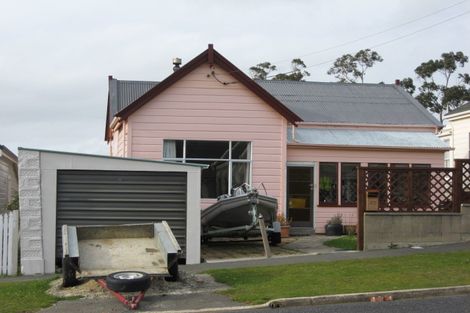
290, 227, 315, 236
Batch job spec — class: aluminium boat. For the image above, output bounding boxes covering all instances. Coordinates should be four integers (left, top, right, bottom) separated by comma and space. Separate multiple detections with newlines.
201, 184, 278, 240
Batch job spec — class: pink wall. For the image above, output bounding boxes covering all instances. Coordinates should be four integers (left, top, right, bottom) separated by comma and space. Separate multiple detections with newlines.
125, 62, 287, 210
287, 145, 445, 233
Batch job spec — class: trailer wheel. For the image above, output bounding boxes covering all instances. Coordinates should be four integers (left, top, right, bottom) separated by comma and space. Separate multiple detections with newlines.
106, 271, 151, 292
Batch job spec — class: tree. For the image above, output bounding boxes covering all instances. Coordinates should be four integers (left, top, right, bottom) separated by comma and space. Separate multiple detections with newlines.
272, 59, 310, 81
327, 49, 383, 83
249, 62, 277, 80
402, 51, 470, 122
249, 59, 310, 81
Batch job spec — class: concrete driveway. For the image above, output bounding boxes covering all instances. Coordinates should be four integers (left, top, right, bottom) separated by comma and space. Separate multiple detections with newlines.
202, 235, 340, 261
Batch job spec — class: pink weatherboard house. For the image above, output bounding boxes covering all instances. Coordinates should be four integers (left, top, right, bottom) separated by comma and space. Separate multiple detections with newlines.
105, 45, 448, 233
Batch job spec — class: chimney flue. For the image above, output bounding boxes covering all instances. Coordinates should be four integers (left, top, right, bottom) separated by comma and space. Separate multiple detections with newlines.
395, 79, 401, 86
173, 58, 182, 72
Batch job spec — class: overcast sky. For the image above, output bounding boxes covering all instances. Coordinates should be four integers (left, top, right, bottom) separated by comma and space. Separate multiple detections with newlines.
1, 0, 469, 156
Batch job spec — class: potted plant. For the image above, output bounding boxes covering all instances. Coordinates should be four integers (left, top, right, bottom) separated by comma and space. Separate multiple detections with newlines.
277, 213, 291, 238
325, 214, 343, 236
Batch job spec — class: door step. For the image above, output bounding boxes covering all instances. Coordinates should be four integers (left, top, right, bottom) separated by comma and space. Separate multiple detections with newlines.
289, 227, 314, 236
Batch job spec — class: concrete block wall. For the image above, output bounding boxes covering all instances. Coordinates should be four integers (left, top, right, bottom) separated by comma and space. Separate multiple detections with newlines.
364, 204, 470, 250
18, 150, 44, 275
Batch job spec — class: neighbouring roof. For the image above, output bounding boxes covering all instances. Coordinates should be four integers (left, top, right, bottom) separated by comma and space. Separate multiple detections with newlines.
257, 80, 441, 127
0, 145, 18, 163
445, 102, 470, 117
288, 128, 450, 151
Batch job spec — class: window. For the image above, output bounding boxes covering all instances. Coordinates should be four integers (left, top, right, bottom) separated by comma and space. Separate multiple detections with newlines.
341, 163, 359, 206
319, 163, 338, 205
163, 140, 251, 198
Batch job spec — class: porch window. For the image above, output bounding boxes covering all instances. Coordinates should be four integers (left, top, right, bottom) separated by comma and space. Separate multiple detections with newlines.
319, 163, 338, 205
163, 140, 251, 198
340, 163, 359, 206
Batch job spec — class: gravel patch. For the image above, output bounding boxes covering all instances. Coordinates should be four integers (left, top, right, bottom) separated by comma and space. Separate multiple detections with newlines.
47, 271, 228, 299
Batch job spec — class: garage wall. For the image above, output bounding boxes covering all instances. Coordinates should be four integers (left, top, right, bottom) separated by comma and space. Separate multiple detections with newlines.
19, 148, 201, 275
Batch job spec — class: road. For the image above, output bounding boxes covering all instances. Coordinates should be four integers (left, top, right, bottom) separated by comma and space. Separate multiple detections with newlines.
226, 294, 470, 313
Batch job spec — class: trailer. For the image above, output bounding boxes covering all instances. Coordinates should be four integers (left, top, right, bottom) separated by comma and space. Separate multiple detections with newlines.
61, 221, 181, 309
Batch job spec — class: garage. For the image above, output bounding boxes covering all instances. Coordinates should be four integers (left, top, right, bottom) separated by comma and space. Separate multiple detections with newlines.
18, 148, 203, 275
55, 170, 188, 260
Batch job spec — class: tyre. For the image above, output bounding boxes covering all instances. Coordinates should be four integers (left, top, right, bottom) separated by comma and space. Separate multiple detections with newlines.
106, 271, 151, 292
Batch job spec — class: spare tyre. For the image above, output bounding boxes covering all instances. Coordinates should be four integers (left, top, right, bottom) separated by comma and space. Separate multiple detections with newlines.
105, 271, 151, 292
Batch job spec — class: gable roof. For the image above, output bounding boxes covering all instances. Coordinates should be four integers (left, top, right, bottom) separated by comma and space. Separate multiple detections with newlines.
257, 80, 442, 127
105, 45, 443, 141
0, 145, 18, 163
445, 102, 470, 118
105, 44, 302, 140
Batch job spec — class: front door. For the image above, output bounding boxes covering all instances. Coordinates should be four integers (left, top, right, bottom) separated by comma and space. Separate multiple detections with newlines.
287, 166, 314, 227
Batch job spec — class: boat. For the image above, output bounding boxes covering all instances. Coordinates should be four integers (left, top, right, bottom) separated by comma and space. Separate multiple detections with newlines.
201, 183, 278, 241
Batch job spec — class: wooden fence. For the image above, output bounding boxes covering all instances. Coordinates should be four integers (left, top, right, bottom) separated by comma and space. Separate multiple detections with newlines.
0, 210, 19, 276
357, 159, 470, 250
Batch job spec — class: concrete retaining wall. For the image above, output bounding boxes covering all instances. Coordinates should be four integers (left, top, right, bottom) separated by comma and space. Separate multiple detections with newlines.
364, 204, 470, 250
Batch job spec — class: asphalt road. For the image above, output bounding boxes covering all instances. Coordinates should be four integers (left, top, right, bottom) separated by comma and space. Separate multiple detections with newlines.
226, 294, 470, 313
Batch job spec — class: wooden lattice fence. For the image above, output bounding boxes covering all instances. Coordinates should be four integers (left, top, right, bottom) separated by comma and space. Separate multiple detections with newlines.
357, 159, 470, 250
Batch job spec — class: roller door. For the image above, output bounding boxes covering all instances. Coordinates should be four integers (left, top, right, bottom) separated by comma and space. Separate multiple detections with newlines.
56, 170, 187, 260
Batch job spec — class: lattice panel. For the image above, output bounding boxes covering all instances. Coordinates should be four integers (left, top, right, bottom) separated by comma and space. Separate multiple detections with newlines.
463, 161, 470, 192
362, 168, 455, 212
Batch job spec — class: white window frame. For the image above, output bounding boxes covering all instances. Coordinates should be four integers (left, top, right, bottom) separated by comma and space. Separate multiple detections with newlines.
163, 140, 252, 198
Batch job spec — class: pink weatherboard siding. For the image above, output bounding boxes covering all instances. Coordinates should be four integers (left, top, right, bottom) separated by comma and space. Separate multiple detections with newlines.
124, 62, 288, 210
287, 144, 445, 232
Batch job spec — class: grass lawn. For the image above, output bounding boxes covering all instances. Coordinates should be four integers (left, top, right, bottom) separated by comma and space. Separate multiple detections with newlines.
0, 278, 72, 313
324, 235, 357, 250
208, 251, 470, 304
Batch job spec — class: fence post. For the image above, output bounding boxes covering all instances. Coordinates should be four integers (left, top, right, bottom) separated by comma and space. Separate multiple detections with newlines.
453, 160, 462, 212
7, 211, 19, 276
2, 213, 8, 275
0, 214, 3, 274
407, 169, 413, 212
357, 168, 365, 251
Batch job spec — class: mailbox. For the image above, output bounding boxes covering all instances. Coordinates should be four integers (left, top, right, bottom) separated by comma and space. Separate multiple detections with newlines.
366, 189, 379, 211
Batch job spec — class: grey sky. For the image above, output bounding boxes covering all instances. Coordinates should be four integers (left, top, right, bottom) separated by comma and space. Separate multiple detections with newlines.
1, 0, 469, 155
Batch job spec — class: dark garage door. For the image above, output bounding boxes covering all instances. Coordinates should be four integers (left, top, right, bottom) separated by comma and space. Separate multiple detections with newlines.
56, 170, 187, 261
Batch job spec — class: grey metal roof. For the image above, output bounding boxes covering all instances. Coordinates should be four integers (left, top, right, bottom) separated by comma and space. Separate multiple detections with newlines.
257, 80, 442, 127
108, 78, 158, 120
288, 128, 449, 150
446, 102, 470, 117
107, 77, 442, 127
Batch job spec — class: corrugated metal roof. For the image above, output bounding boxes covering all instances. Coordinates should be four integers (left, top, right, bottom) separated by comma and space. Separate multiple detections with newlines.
257, 80, 441, 126
446, 102, 470, 116
109, 79, 159, 118
288, 128, 450, 150
107, 77, 441, 127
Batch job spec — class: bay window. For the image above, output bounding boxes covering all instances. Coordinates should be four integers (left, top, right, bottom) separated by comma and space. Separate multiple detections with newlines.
163, 140, 251, 198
